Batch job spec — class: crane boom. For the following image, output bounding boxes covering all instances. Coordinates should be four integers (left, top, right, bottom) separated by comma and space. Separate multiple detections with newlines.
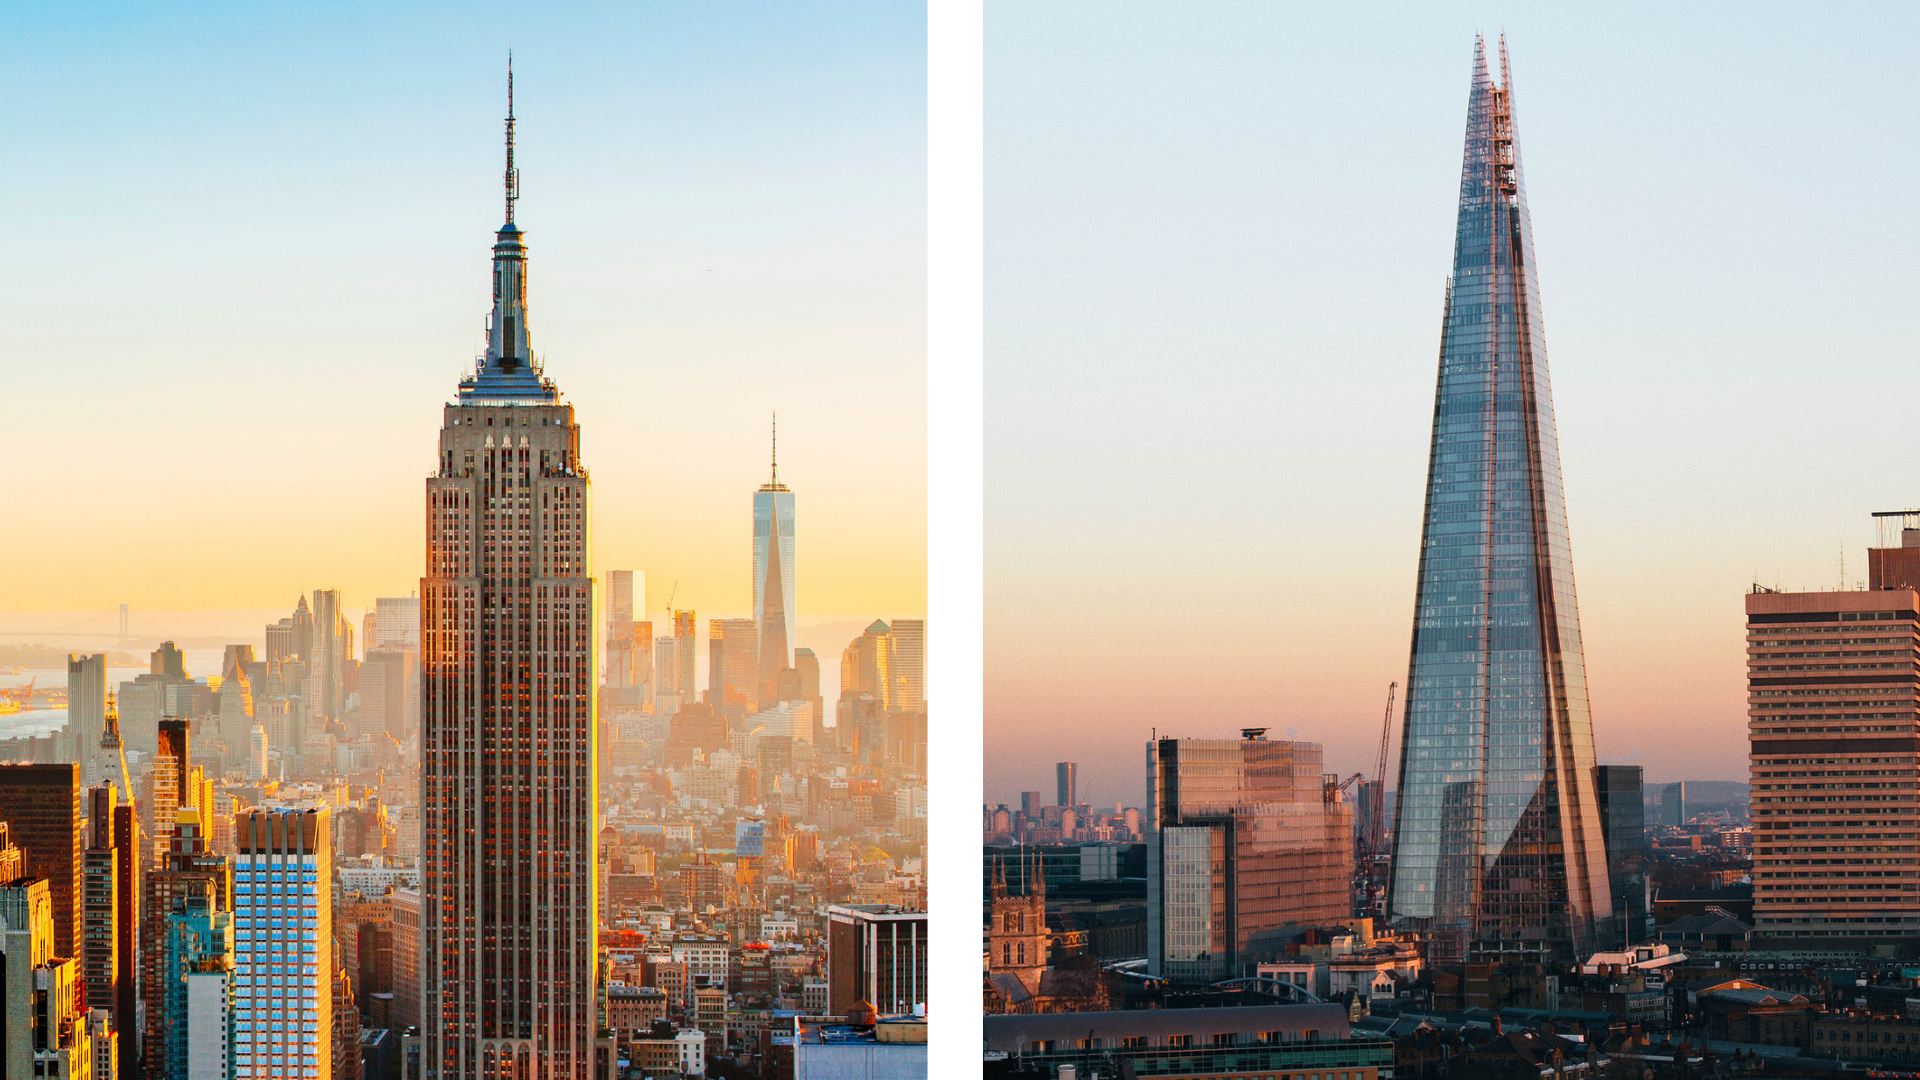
1373, 680, 1396, 857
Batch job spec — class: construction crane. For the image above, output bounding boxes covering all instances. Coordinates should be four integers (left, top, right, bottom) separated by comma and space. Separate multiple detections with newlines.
1372, 681, 1396, 859
0, 677, 35, 711
1323, 772, 1366, 802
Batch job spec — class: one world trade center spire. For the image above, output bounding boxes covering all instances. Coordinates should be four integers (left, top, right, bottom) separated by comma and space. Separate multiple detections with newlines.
1386, 37, 1612, 963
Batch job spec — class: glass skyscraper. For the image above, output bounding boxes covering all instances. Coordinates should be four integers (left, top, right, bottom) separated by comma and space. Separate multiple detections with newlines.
1386, 37, 1612, 963
754, 423, 797, 709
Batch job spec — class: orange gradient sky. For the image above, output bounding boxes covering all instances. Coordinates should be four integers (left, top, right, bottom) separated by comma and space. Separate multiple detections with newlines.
0, 6, 925, 628
985, 6, 1920, 807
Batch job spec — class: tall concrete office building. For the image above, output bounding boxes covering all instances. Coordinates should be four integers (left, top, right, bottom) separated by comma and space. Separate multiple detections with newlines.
825, 905, 927, 1016
309, 588, 352, 728
0, 842, 96, 1080
1146, 733, 1352, 983
84, 783, 140, 1080
68, 653, 108, 787
1748, 516, 1920, 947
841, 620, 894, 708
1661, 782, 1688, 828
419, 66, 598, 1078
605, 570, 643, 688
1386, 37, 1612, 963
709, 618, 759, 714
143, 808, 230, 1080
1055, 762, 1077, 809
671, 610, 697, 697
0, 763, 84, 961
889, 618, 925, 711
792, 648, 825, 746
754, 421, 796, 711
374, 596, 422, 651
360, 649, 417, 740
1594, 765, 1649, 948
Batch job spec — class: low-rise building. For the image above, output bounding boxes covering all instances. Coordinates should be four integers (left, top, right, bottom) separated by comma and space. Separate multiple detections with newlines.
605, 984, 669, 1037
628, 1023, 706, 1077
1695, 980, 1817, 1046
1658, 910, 1752, 953
769, 1014, 928, 1079
1811, 1013, 1920, 1064
982, 1004, 1388, 1080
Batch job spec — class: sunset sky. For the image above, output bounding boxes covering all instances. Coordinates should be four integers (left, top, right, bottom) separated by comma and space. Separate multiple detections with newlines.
986, 4, 1920, 806
0, 3, 925, 629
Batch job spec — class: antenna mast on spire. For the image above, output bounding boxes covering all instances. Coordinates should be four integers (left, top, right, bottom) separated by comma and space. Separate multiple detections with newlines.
771, 412, 778, 486
504, 52, 521, 225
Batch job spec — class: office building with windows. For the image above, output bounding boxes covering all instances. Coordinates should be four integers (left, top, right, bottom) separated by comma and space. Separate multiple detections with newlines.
0, 866, 96, 1079
144, 807, 231, 1079
69, 652, 108, 788
1749, 522, 1920, 946
165, 882, 236, 1080
0, 762, 84, 962
754, 428, 796, 711
419, 69, 598, 1077
1595, 765, 1649, 947
1148, 734, 1352, 982
233, 808, 333, 1078
84, 783, 141, 1080
826, 905, 927, 1016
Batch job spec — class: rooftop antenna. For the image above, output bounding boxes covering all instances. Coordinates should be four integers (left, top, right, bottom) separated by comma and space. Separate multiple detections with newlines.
771, 412, 778, 487
504, 51, 521, 226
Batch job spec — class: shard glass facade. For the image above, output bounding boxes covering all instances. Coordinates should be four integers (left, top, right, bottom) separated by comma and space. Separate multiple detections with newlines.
1386, 38, 1611, 963
421, 73, 597, 1077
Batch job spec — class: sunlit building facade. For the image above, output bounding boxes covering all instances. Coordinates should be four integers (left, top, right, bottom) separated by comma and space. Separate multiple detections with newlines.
233, 809, 332, 1079
1748, 536, 1920, 947
1147, 735, 1352, 983
754, 433, 797, 711
1386, 37, 1612, 963
419, 68, 598, 1078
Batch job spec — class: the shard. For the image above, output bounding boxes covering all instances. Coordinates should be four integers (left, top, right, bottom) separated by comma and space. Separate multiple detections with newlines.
1386, 37, 1612, 963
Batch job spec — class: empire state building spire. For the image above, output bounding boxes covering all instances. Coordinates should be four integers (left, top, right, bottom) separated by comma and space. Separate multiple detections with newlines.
504, 52, 520, 228
460, 54, 557, 404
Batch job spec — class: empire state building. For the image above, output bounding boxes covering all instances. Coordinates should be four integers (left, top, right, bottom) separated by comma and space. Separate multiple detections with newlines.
420, 67, 598, 1077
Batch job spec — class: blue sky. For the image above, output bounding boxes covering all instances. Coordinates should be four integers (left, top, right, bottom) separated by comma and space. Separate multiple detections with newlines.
1, 3, 926, 625
985, 2, 1920, 804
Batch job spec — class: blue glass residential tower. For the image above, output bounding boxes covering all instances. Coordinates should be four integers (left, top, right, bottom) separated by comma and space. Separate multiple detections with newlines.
1386, 37, 1612, 962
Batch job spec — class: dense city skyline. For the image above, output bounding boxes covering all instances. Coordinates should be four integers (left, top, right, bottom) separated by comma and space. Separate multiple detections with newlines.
0, 7, 932, 1076
0, 3, 927, 619
985, 5, 1920, 806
